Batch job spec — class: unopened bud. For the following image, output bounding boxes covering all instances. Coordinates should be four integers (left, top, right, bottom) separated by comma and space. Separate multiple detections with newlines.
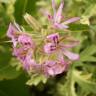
24, 13, 42, 31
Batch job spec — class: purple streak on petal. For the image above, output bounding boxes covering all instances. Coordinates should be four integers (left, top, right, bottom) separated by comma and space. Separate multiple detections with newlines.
63, 50, 80, 60
43, 11, 53, 22
44, 43, 56, 54
18, 34, 31, 44
63, 17, 80, 24
47, 14, 53, 22
47, 33, 59, 44
18, 34, 35, 49
54, 0, 64, 23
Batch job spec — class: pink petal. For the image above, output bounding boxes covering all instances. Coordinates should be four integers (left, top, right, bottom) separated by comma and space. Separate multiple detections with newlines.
7, 23, 17, 38
54, 1, 64, 23
61, 41, 80, 48
53, 64, 65, 75
63, 50, 80, 60
58, 51, 64, 61
45, 60, 68, 76
23, 51, 37, 70
47, 68, 54, 76
12, 38, 18, 47
7, 23, 22, 47
52, 0, 56, 17
54, 23, 69, 29
24, 59, 36, 70
13, 47, 26, 62
44, 43, 56, 54
18, 34, 35, 49
18, 34, 31, 44
47, 33, 59, 43
63, 17, 80, 24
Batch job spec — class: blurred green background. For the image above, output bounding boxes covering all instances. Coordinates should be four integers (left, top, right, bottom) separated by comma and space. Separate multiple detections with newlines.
0, 0, 96, 96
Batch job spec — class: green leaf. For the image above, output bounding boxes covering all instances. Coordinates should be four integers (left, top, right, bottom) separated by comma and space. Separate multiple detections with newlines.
69, 24, 89, 32
26, 74, 47, 86
73, 70, 96, 94
67, 80, 77, 96
14, 0, 37, 24
80, 56, 96, 62
0, 26, 7, 36
64, 70, 77, 96
0, 74, 30, 96
0, 0, 16, 4
80, 45, 96, 57
0, 64, 22, 81
0, 45, 21, 81
82, 4, 96, 18
10, 58, 22, 70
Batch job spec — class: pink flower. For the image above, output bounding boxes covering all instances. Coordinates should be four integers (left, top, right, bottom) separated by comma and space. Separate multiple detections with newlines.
44, 33, 79, 61
18, 34, 35, 49
44, 43, 56, 54
23, 51, 69, 76
22, 49, 69, 76
12, 35, 35, 64
13, 47, 27, 61
7, 23, 36, 63
45, 0, 80, 29
44, 33, 59, 53
46, 33, 59, 43
44, 59, 69, 76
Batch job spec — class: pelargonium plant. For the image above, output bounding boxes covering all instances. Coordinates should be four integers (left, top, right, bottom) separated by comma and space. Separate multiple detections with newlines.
7, 0, 80, 85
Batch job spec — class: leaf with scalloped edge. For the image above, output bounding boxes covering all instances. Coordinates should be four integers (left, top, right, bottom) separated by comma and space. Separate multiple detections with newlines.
73, 70, 96, 94
26, 74, 47, 86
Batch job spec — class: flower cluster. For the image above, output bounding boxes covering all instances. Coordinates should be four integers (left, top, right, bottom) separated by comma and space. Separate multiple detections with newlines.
7, 0, 80, 77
